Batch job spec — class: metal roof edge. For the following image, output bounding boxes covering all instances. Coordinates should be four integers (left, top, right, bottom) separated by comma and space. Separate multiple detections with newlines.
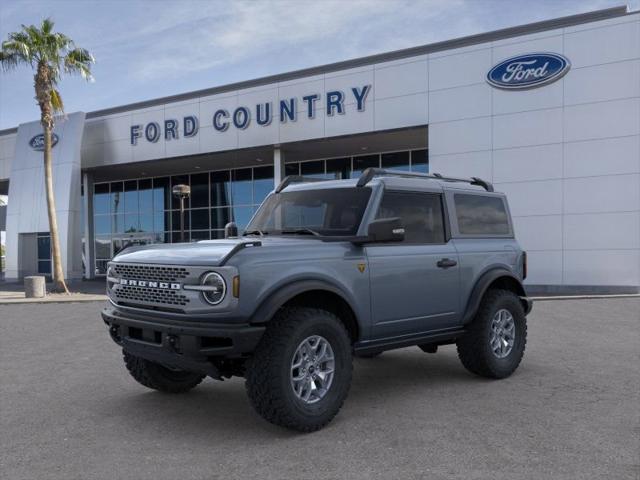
0, 5, 631, 135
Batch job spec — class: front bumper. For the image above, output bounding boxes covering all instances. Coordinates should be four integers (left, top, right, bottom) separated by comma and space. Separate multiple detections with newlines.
101, 305, 265, 375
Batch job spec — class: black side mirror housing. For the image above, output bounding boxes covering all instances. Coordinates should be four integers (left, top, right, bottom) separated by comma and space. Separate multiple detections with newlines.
224, 222, 239, 238
365, 217, 405, 243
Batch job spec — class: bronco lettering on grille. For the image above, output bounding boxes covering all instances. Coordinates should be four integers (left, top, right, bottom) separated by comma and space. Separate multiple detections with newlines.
119, 279, 181, 290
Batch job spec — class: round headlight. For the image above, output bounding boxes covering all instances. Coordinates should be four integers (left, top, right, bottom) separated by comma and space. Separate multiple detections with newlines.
201, 272, 226, 305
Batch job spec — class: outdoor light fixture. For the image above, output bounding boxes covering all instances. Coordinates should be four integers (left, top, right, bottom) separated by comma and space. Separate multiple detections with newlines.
172, 184, 191, 242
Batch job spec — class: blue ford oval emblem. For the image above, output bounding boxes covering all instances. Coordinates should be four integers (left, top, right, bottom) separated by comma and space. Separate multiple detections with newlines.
29, 133, 59, 151
487, 53, 570, 90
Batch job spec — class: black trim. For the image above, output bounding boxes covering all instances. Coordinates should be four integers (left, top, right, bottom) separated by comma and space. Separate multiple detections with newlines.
102, 305, 266, 357
354, 327, 465, 355
357, 168, 494, 192
462, 269, 529, 324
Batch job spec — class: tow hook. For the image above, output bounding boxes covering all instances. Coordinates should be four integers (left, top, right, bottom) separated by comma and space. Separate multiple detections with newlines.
167, 334, 179, 352
109, 325, 121, 343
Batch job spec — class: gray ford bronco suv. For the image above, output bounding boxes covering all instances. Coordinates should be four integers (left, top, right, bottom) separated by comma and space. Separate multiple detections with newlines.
102, 168, 532, 432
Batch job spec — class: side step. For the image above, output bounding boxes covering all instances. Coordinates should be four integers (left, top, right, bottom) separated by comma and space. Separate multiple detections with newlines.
353, 328, 465, 356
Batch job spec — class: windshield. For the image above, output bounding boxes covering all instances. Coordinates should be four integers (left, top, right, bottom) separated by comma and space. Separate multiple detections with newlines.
245, 187, 371, 236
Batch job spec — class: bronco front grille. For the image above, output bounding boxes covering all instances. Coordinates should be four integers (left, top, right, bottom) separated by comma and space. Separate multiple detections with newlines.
113, 285, 190, 307
112, 264, 189, 282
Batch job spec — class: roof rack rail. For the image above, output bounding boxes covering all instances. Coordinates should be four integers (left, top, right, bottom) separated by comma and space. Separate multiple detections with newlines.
275, 175, 330, 193
356, 168, 494, 192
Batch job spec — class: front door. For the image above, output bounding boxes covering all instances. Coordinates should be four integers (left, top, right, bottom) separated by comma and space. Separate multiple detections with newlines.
366, 190, 460, 339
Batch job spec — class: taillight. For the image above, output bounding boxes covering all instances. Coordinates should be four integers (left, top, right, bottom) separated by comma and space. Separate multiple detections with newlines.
522, 251, 527, 280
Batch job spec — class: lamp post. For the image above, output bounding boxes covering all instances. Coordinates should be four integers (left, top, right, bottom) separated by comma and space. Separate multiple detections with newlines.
172, 184, 191, 243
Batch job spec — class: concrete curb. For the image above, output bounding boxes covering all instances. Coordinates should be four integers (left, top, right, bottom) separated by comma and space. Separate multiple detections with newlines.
0, 294, 107, 305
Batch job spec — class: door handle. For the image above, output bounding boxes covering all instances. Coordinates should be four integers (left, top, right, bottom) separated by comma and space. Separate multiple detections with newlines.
437, 258, 457, 269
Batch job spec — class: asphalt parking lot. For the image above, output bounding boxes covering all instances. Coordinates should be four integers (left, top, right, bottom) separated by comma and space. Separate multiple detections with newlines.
1, 298, 638, 480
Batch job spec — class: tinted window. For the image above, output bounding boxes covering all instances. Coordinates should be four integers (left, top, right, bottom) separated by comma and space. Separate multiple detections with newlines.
247, 188, 371, 236
376, 192, 445, 244
454, 194, 510, 235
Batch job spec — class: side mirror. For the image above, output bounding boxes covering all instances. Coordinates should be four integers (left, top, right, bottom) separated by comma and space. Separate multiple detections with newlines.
224, 222, 238, 238
365, 217, 405, 243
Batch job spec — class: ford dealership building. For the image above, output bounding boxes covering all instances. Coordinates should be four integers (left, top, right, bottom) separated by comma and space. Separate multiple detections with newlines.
0, 6, 639, 293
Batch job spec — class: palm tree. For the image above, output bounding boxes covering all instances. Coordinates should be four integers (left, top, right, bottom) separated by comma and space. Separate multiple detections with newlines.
0, 18, 94, 293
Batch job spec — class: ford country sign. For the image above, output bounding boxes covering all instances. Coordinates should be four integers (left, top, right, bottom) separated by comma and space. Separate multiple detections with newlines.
487, 53, 570, 90
29, 133, 59, 151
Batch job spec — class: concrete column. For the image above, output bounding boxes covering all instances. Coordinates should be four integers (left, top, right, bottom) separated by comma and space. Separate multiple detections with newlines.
83, 172, 95, 279
273, 147, 286, 188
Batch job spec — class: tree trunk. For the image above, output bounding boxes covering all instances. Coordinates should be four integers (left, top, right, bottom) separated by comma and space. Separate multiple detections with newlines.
43, 122, 69, 294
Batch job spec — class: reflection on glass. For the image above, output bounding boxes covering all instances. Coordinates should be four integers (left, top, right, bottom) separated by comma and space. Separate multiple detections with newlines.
232, 205, 254, 229
153, 177, 170, 211
138, 179, 153, 212
301, 160, 327, 178
124, 180, 138, 213
326, 158, 350, 180
190, 230, 210, 242
190, 172, 209, 208
139, 213, 153, 232
112, 214, 124, 234
111, 182, 123, 215
94, 183, 110, 214
172, 210, 190, 231
253, 166, 274, 205
37, 235, 50, 260
411, 149, 428, 173
124, 213, 139, 232
285, 163, 299, 176
382, 151, 410, 171
38, 260, 51, 274
190, 208, 209, 230
94, 215, 111, 235
351, 154, 379, 178
153, 212, 168, 232
95, 236, 111, 259
211, 207, 231, 229
232, 169, 252, 206
211, 171, 231, 208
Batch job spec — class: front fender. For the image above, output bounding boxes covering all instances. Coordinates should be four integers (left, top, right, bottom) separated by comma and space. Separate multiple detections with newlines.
248, 278, 359, 326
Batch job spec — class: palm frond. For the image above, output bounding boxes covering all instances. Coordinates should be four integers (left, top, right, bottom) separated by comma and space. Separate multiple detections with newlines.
50, 88, 64, 113
64, 47, 94, 81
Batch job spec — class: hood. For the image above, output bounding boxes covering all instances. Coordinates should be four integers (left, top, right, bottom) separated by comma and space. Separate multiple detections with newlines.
112, 238, 256, 266
111, 236, 325, 266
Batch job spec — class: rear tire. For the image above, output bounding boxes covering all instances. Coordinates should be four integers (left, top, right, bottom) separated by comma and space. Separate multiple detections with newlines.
245, 307, 353, 432
123, 350, 205, 393
456, 289, 527, 379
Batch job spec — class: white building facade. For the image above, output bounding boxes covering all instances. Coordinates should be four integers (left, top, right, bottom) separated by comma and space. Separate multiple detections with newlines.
0, 6, 638, 293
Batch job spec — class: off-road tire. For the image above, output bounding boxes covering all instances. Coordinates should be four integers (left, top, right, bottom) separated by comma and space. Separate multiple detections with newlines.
245, 307, 353, 432
456, 289, 527, 379
123, 350, 205, 393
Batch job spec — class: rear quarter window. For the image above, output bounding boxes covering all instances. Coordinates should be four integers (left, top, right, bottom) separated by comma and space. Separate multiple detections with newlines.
454, 193, 511, 236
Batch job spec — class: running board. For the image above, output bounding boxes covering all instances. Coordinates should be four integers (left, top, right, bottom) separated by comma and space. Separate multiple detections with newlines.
353, 328, 465, 356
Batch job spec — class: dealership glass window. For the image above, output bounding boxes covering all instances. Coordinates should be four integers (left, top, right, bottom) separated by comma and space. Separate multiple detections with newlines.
94, 183, 110, 214
190, 173, 209, 208
153, 177, 171, 211
90, 149, 427, 274
253, 166, 274, 204
352, 154, 380, 178
454, 194, 510, 235
410, 149, 428, 173
382, 151, 410, 171
231, 168, 252, 206
300, 160, 326, 178
37, 232, 51, 275
211, 171, 231, 207
326, 158, 350, 180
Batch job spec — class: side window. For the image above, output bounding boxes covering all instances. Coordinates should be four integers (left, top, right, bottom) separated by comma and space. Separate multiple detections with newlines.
375, 191, 445, 244
454, 193, 511, 235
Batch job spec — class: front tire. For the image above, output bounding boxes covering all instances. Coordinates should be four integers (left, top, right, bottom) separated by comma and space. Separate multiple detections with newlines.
123, 350, 205, 393
245, 307, 353, 432
456, 289, 527, 379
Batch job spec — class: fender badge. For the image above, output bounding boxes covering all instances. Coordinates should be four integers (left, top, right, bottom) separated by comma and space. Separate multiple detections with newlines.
357, 263, 366, 273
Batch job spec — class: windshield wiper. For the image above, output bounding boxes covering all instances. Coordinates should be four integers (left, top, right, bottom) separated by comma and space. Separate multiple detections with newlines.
280, 228, 321, 236
242, 229, 267, 236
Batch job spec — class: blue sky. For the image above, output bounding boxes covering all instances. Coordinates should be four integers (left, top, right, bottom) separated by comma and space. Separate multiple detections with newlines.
0, 0, 633, 130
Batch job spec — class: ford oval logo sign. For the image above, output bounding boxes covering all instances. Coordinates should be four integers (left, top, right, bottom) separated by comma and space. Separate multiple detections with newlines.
487, 53, 570, 90
29, 133, 59, 151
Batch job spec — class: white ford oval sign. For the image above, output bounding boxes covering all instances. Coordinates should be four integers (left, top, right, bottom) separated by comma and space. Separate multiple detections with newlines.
487, 53, 570, 90
29, 133, 59, 151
